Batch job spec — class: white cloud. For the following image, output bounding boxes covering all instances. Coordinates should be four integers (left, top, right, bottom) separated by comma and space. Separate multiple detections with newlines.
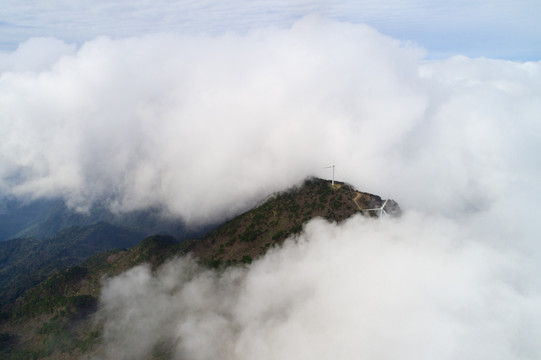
0, 37, 76, 73
1, 17, 539, 225
95, 214, 541, 359
1, 17, 539, 358
0, 18, 423, 221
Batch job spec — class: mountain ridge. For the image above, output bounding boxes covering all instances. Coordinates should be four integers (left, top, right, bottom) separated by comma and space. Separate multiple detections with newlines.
0, 222, 143, 307
0, 198, 211, 242
0, 177, 400, 359
184, 177, 400, 266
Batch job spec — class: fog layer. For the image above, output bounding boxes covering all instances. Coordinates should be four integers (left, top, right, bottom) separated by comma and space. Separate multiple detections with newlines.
1, 18, 540, 358
97, 215, 541, 360
1, 17, 538, 225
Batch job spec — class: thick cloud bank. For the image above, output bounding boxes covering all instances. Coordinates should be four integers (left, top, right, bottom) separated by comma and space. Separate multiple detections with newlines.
2, 17, 541, 358
96, 215, 541, 360
1, 17, 539, 224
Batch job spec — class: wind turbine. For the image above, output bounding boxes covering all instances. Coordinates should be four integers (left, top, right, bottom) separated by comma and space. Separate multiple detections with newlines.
364, 199, 388, 217
323, 163, 335, 186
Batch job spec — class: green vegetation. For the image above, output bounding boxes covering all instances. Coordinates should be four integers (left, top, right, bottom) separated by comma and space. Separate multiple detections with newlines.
0, 332, 17, 350
12, 266, 97, 319
185, 177, 384, 265
0, 197, 213, 243
0, 177, 395, 359
0, 222, 143, 307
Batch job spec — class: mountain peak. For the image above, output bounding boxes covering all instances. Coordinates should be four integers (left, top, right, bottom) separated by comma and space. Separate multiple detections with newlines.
183, 177, 401, 266
0, 177, 400, 358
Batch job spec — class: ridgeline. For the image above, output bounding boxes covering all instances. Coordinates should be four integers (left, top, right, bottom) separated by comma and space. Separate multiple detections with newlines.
0, 177, 400, 359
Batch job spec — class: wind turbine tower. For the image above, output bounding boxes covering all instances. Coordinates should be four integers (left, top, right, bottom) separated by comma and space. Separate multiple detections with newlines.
364, 199, 389, 217
324, 163, 335, 186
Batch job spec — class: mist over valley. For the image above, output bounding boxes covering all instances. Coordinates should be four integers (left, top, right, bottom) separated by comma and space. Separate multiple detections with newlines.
1, 11, 540, 360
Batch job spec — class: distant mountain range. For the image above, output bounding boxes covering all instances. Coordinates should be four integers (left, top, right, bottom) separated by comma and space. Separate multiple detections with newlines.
0, 196, 215, 309
0, 222, 142, 306
0, 197, 210, 242
0, 177, 400, 359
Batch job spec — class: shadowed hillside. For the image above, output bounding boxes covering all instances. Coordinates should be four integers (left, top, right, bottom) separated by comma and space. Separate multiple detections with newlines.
0, 178, 400, 359
0, 198, 211, 242
0, 222, 143, 307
